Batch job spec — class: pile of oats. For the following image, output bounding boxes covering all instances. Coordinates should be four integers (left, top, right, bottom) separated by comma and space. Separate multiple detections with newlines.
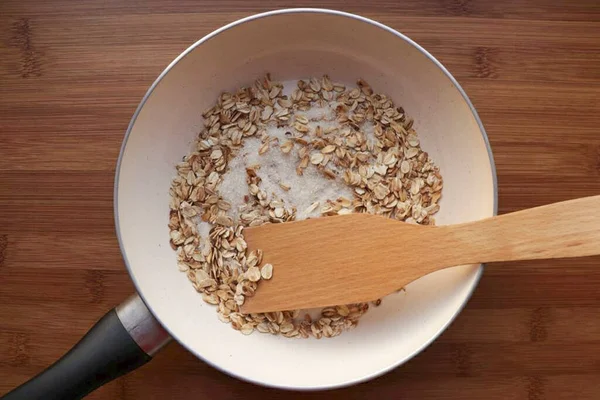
168, 75, 443, 338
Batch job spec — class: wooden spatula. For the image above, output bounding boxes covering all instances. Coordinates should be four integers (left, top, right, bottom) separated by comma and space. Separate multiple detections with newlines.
240, 195, 600, 313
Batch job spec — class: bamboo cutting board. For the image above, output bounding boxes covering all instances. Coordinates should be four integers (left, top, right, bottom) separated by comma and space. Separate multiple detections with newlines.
1, 1, 600, 399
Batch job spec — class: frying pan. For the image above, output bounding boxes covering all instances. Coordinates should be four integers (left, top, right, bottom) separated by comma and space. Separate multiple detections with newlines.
2, 8, 497, 399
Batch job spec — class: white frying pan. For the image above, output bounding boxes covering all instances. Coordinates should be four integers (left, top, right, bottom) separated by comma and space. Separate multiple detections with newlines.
3, 9, 497, 399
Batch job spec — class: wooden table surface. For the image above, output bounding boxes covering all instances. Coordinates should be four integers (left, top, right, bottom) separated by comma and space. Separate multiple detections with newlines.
1, 1, 600, 399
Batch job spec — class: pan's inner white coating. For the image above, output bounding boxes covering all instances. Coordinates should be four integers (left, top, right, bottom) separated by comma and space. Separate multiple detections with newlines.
168, 75, 444, 339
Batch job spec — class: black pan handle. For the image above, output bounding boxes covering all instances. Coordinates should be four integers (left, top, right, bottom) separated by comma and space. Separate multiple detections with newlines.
1, 294, 171, 400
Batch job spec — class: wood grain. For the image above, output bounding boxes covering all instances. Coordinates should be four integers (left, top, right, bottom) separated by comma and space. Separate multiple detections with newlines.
1, 0, 599, 398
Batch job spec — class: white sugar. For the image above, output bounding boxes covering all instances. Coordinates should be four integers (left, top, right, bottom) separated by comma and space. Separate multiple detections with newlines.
304, 103, 336, 121
197, 221, 211, 238
253, 143, 352, 219
219, 137, 353, 221
218, 142, 256, 219
280, 79, 297, 97
362, 120, 376, 146
218, 80, 353, 221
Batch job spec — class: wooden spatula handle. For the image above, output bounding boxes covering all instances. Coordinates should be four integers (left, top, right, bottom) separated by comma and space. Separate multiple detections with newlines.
444, 195, 600, 265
